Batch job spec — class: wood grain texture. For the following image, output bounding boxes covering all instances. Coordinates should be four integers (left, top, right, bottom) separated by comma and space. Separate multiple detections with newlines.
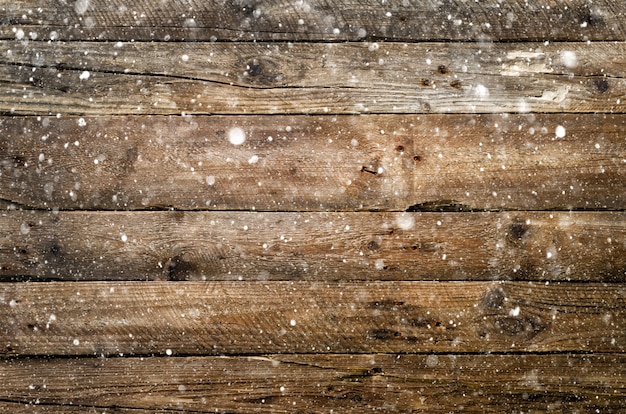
1, 41, 624, 115
1, 0, 625, 42
1, 211, 624, 282
1, 281, 623, 356
0, 0, 623, 410
2, 114, 625, 211
1, 354, 624, 413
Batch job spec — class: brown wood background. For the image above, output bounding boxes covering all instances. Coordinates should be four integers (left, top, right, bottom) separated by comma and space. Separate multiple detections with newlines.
0, 0, 624, 412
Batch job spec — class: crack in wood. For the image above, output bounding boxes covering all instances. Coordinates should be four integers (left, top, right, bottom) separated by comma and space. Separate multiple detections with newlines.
406, 200, 473, 212
0, 59, 368, 92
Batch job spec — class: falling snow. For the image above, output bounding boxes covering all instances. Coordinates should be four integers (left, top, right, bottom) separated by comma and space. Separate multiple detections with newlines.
555, 125, 566, 138
228, 127, 246, 145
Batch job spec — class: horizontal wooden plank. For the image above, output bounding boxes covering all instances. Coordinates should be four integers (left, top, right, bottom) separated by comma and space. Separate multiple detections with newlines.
1, 211, 624, 282
0, 404, 149, 414
1, 354, 623, 412
1, 281, 623, 356
1, 41, 624, 115
1, 0, 625, 42
1, 114, 625, 211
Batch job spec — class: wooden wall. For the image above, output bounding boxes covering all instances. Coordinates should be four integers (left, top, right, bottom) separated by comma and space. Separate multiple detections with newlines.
1, 0, 625, 412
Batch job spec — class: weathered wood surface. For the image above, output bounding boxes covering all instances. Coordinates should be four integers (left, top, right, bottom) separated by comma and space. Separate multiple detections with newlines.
2, 114, 625, 211
1, 354, 624, 413
1, 1, 624, 411
1, 281, 623, 356
1, 41, 625, 115
1, 211, 624, 282
1, 0, 625, 42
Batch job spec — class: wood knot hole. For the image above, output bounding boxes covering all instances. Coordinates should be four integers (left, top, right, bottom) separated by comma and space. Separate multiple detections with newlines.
450, 80, 462, 89
507, 221, 529, 243
594, 78, 609, 93
246, 59, 263, 76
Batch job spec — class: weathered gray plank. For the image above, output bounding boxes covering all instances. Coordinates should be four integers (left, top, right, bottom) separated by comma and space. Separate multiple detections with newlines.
1, 281, 623, 356
1, 0, 625, 42
1, 211, 624, 282
1, 114, 625, 211
1, 41, 624, 115
1, 354, 624, 413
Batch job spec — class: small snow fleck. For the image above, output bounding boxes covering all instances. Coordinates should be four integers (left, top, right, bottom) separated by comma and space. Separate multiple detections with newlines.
426, 354, 439, 367
15, 28, 25, 40
77, 118, 87, 127
289, 319, 296, 326
206, 175, 216, 186
555, 125, 566, 138
248, 155, 259, 164
181, 54, 189, 62
9, 299, 17, 308
375, 259, 386, 270
280, 386, 286, 392
228, 127, 246, 145
509, 306, 521, 317
74, 0, 90, 15
475, 84, 489, 98
560, 51, 577, 68
396, 213, 415, 230
121, 234, 127, 242
44, 182, 54, 198
166, 349, 173, 356
73, 339, 80, 346
79, 71, 90, 80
